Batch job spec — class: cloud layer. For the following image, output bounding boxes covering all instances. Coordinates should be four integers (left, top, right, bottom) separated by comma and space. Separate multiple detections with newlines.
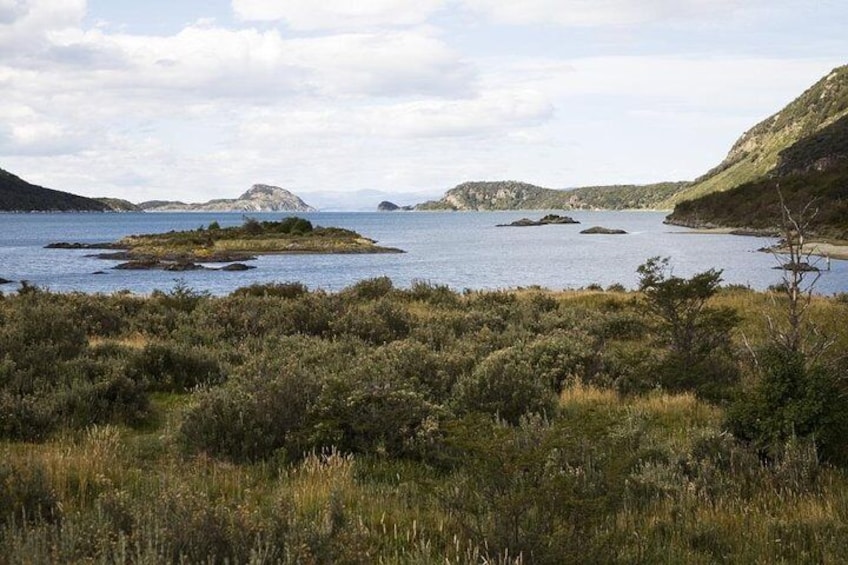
0, 0, 845, 205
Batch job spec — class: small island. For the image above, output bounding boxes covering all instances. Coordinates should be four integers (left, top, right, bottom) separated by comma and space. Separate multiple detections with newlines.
497, 214, 580, 227
580, 226, 628, 234
47, 216, 403, 271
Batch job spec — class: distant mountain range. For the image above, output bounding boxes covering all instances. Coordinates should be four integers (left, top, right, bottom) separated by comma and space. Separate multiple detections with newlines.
0, 176, 316, 213
138, 184, 315, 212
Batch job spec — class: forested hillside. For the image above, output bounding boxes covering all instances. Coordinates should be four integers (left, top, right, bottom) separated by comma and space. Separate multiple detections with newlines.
0, 167, 109, 212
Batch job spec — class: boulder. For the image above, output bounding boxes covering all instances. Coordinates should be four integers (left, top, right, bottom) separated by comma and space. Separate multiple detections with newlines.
220, 263, 256, 271
498, 214, 580, 227
579, 226, 628, 234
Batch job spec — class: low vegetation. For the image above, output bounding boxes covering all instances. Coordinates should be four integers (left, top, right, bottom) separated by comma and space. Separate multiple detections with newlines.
117, 216, 403, 259
1, 266, 847, 563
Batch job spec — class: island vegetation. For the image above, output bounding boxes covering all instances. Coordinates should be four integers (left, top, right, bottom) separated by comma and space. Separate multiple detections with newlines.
1, 253, 847, 562
47, 216, 403, 270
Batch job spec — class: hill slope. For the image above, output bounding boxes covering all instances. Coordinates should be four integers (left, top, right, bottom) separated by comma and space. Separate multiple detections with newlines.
666, 114, 848, 239
415, 180, 688, 211
0, 167, 109, 212
662, 64, 848, 207
139, 184, 316, 212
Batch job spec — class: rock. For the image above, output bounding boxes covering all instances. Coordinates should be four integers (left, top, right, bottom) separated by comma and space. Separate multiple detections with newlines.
498, 214, 580, 227
773, 262, 819, 272
46, 242, 122, 249
113, 259, 162, 270
378, 200, 401, 211
579, 226, 628, 234
113, 259, 207, 271
88, 251, 135, 260
220, 263, 256, 271
163, 262, 205, 272
0, 277, 13, 284
91, 271, 107, 275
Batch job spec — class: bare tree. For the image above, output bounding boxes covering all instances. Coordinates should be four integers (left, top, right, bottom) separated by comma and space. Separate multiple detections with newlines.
767, 188, 832, 361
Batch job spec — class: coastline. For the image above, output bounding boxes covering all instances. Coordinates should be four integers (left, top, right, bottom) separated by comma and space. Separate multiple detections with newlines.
668, 226, 848, 261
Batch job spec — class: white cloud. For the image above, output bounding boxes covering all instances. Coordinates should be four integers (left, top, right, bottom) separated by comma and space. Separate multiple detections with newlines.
1, 0, 845, 205
463, 0, 746, 27
0, 0, 86, 51
232, 0, 446, 30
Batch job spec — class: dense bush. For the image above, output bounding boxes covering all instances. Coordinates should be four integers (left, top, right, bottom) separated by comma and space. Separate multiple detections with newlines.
3, 278, 848, 563
453, 345, 558, 424
180, 368, 320, 463
126, 342, 225, 392
727, 347, 848, 465
0, 459, 62, 525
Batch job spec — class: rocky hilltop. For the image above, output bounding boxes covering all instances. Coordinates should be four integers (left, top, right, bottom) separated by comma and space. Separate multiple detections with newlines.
139, 184, 316, 212
414, 180, 686, 211
0, 167, 110, 212
416, 181, 556, 211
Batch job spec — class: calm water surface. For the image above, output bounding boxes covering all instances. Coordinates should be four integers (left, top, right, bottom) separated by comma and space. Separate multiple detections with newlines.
0, 211, 845, 295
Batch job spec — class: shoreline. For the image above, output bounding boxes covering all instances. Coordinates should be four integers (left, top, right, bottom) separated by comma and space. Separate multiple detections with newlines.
668, 226, 848, 261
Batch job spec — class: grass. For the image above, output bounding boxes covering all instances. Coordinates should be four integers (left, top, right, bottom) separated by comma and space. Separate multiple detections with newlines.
2, 282, 848, 562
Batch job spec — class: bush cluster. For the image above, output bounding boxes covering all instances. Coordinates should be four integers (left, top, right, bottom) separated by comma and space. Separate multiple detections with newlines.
2, 273, 848, 562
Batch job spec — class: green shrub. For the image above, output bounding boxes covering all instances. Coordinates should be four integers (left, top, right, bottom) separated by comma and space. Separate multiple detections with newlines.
0, 391, 58, 441
0, 459, 61, 526
58, 357, 150, 428
343, 276, 396, 301
407, 280, 460, 306
309, 370, 443, 459
333, 298, 411, 345
126, 343, 225, 393
453, 346, 558, 424
180, 369, 319, 463
727, 347, 848, 466
230, 281, 309, 299
273, 216, 314, 235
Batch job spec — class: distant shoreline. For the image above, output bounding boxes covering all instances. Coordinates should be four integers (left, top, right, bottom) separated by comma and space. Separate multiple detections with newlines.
670, 226, 848, 261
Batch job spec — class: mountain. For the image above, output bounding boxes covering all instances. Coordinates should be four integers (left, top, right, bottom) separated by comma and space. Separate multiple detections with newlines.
139, 184, 315, 212
661, 64, 848, 207
416, 181, 558, 210
0, 167, 109, 212
665, 114, 848, 239
414, 180, 688, 211
95, 197, 143, 212
377, 201, 414, 211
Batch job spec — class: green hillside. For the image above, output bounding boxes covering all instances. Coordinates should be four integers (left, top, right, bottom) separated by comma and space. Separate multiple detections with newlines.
0, 167, 109, 212
662, 64, 848, 207
666, 115, 848, 239
416, 180, 688, 211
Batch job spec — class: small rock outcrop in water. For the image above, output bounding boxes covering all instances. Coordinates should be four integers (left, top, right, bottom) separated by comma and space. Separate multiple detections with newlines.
220, 263, 255, 271
579, 226, 628, 234
0, 277, 13, 284
497, 214, 580, 227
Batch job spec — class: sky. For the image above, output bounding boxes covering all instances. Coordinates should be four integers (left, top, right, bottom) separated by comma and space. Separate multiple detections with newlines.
1, 0, 846, 209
